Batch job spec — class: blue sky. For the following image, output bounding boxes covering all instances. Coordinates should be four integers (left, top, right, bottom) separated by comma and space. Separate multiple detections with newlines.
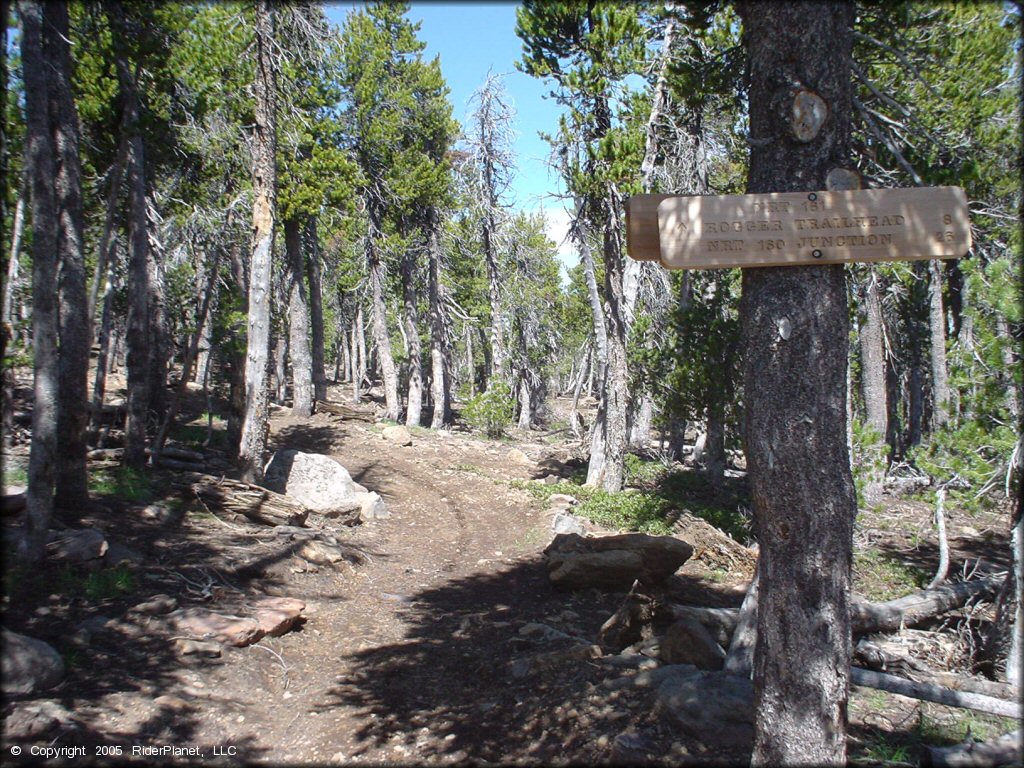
322, 2, 575, 266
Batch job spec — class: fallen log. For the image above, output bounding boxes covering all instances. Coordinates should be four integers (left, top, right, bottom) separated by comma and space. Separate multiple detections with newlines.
922, 730, 1022, 767
723, 569, 759, 678
88, 447, 124, 460
153, 457, 207, 472
850, 574, 1004, 634
314, 400, 375, 422
850, 667, 1022, 719
663, 575, 1004, 640
174, 472, 308, 527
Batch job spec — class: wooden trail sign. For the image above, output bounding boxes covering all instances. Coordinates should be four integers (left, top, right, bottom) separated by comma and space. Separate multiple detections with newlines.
625, 186, 971, 269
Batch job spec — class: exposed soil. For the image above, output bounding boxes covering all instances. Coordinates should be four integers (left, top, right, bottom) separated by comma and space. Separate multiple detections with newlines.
1, 381, 1016, 766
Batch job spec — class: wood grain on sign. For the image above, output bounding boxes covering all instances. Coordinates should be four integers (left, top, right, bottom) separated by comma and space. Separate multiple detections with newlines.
625, 187, 970, 269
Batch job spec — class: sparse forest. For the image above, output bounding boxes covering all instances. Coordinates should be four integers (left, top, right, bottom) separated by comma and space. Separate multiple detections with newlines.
2, 1, 1020, 765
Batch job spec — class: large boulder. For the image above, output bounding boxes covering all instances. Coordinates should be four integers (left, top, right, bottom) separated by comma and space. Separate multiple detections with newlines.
263, 450, 360, 518
654, 666, 754, 750
544, 532, 693, 590
2, 629, 65, 694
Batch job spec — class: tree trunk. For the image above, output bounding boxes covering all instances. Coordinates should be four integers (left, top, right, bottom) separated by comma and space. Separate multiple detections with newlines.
119, 80, 151, 470
736, 2, 858, 764
50, 0, 89, 509
483, 211, 506, 387
2, 194, 24, 325
427, 208, 450, 428
90, 247, 118, 425
587, 186, 630, 492
366, 214, 399, 421
305, 219, 328, 401
237, 0, 277, 483
929, 259, 949, 431
146, 195, 169, 422
354, 304, 367, 405
400, 246, 423, 427
704, 407, 726, 491
87, 129, 129, 329
273, 336, 287, 404
18, 0, 60, 561
860, 268, 888, 437
284, 217, 312, 416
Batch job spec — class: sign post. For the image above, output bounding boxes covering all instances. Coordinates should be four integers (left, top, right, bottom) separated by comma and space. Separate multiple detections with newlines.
625, 186, 971, 268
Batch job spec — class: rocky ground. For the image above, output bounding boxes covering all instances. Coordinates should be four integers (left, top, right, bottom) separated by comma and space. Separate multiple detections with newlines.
1, 382, 1018, 766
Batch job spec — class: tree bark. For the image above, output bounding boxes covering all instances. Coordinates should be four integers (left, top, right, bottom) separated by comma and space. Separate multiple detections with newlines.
145, 195, 169, 422
427, 208, 450, 428
284, 218, 312, 416
237, 0, 277, 483
305, 219, 328, 401
860, 267, 888, 437
50, 0, 89, 508
87, 129, 129, 329
116, 53, 151, 470
929, 259, 949, 431
736, 2, 858, 764
17, 0, 60, 562
366, 213, 399, 421
2, 194, 24, 326
400, 245, 423, 427
90, 249, 118, 424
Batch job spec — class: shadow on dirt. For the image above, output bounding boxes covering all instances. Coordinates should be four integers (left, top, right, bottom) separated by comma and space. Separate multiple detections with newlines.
319, 556, 748, 764
1, 463, 328, 760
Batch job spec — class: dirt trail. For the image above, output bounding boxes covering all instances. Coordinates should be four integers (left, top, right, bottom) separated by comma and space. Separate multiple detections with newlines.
6, 406, 741, 765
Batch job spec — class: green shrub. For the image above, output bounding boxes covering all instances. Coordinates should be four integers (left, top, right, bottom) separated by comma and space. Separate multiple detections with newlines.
462, 381, 514, 437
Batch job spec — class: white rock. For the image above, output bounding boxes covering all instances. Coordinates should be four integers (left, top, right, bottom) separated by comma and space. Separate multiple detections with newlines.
263, 450, 360, 516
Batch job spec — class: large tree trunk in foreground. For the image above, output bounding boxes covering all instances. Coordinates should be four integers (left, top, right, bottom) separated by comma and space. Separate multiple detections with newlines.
736, 2, 858, 764
284, 217, 312, 417
237, 0, 277, 483
18, 0, 60, 562
51, 0, 89, 509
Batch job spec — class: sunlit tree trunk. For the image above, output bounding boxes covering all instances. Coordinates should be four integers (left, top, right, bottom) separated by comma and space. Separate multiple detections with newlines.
237, 0, 277, 483
400, 244, 423, 427
51, 0, 89, 508
366, 212, 399, 421
18, 0, 59, 561
284, 217, 312, 416
427, 208, 450, 428
305, 219, 328, 401
860, 268, 888, 437
736, 1, 857, 763
928, 259, 949, 431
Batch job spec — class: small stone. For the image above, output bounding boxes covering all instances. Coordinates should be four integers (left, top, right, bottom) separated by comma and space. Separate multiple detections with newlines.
170, 608, 263, 647
659, 619, 727, 670
173, 639, 223, 658
252, 596, 305, 637
551, 512, 585, 535
382, 425, 413, 447
357, 491, 389, 522
154, 695, 192, 711
46, 527, 108, 563
129, 594, 178, 616
104, 540, 144, 566
506, 448, 532, 465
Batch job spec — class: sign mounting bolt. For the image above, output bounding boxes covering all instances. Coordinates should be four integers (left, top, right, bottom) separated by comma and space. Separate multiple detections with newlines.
812, 249, 823, 259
